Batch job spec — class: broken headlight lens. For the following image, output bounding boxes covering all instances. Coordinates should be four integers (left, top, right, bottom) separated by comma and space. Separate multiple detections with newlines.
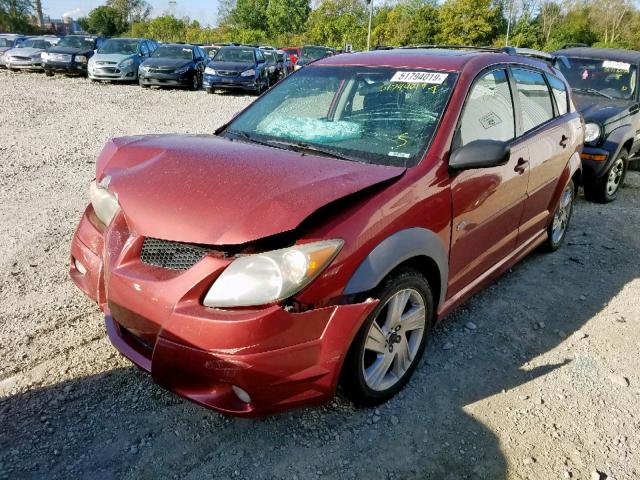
89, 178, 120, 226
203, 239, 343, 308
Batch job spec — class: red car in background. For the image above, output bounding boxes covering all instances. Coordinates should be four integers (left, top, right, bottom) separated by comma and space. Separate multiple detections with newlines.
70, 47, 583, 416
282, 46, 301, 64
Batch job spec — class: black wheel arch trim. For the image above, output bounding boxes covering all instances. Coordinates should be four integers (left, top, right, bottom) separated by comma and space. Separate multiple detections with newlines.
600, 124, 635, 166
343, 227, 448, 308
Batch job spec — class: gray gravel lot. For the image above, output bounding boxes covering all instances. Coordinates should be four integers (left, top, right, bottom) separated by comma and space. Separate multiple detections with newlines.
0, 71, 639, 480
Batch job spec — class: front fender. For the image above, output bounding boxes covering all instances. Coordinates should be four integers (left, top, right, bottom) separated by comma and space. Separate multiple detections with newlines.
343, 227, 448, 308
601, 124, 635, 162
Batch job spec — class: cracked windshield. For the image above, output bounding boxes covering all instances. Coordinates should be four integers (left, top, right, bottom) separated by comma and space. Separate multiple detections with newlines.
557, 57, 638, 100
225, 66, 457, 167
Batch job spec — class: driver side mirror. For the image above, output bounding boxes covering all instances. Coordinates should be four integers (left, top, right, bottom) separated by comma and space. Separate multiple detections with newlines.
449, 140, 511, 170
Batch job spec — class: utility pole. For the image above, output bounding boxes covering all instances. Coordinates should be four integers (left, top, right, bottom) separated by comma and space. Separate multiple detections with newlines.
505, 0, 514, 46
366, 0, 373, 51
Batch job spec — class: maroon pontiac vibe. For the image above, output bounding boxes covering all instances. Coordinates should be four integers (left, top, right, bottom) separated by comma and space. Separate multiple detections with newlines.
70, 47, 583, 416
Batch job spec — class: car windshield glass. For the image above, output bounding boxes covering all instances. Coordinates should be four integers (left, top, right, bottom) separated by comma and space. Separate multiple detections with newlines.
225, 66, 457, 167
152, 45, 193, 59
301, 46, 332, 60
557, 57, 637, 100
57, 36, 95, 49
214, 48, 255, 63
98, 39, 139, 55
18, 38, 47, 49
283, 49, 298, 57
0, 38, 15, 47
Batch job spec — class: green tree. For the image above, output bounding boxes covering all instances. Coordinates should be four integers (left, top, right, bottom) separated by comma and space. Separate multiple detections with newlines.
0, 0, 34, 32
106, 0, 151, 25
130, 15, 188, 42
266, 0, 310, 36
78, 6, 127, 36
228, 0, 268, 30
306, 0, 368, 49
438, 0, 504, 45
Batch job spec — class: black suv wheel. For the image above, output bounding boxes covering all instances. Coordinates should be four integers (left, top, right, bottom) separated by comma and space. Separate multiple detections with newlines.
585, 151, 628, 203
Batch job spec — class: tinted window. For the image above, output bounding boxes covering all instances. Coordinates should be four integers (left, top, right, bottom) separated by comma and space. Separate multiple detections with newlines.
255, 50, 264, 62
152, 45, 194, 60
556, 56, 637, 100
547, 74, 569, 116
140, 42, 149, 55
458, 69, 515, 146
214, 47, 256, 63
57, 36, 96, 49
512, 68, 554, 132
98, 39, 139, 55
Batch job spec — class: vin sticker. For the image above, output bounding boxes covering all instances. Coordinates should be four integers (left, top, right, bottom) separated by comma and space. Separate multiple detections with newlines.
390, 71, 448, 84
602, 60, 630, 72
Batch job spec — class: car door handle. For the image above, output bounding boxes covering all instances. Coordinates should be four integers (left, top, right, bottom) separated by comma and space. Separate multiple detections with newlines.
559, 135, 568, 148
514, 158, 528, 174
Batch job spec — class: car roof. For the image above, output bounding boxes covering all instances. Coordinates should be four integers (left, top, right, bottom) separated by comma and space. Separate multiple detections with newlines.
314, 47, 552, 73
161, 43, 195, 48
105, 37, 145, 42
553, 47, 640, 64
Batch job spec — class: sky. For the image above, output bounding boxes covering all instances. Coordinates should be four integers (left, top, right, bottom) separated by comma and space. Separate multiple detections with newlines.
43, 0, 221, 27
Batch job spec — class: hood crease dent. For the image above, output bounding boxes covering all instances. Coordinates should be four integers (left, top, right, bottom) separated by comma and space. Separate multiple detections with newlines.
97, 134, 406, 245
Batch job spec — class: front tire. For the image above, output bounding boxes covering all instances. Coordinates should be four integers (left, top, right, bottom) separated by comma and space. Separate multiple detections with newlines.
584, 152, 627, 203
340, 268, 434, 406
189, 72, 199, 91
45, 69, 53, 77
544, 179, 575, 252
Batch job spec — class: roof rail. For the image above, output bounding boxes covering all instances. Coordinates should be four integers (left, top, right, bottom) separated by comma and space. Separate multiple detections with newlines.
381, 44, 559, 65
560, 43, 589, 49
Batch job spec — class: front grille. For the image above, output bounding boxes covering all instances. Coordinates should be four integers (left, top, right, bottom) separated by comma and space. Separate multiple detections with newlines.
97, 67, 118, 73
96, 61, 116, 65
217, 70, 239, 77
11, 56, 31, 61
140, 237, 210, 270
48, 53, 71, 62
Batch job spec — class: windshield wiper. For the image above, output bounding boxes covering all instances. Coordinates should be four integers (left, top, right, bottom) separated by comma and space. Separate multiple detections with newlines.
271, 140, 364, 163
225, 131, 291, 151
573, 88, 614, 100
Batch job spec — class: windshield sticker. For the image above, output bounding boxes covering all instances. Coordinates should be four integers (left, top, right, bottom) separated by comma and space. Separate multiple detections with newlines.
479, 112, 502, 130
602, 60, 630, 72
85, 37, 93, 41
381, 82, 439, 93
388, 151, 411, 158
390, 71, 448, 84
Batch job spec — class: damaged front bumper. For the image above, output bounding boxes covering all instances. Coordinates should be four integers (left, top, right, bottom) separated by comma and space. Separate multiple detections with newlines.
69, 206, 378, 416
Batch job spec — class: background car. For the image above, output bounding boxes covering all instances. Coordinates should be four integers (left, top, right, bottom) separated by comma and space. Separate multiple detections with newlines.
89, 38, 156, 82
282, 46, 301, 65
138, 43, 207, 90
43, 35, 105, 77
276, 49, 294, 76
203, 45, 269, 95
202, 45, 222, 60
3, 36, 54, 71
261, 49, 281, 85
553, 46, 640, 202
0, 35, 28, 68
294, 45, 336, 70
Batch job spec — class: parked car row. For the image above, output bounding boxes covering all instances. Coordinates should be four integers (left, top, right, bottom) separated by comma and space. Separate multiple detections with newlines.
1, 33, 330, 95
65, 44, 639, 418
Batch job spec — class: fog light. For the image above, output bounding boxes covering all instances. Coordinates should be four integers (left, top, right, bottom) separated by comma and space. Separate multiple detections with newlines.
74, 258, 87, 275
231, 385, 251, 403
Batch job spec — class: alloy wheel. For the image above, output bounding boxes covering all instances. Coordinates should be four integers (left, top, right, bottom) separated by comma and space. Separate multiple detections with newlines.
551, 182, 574, 244
606, 158, 625, 196
361, 288, 426, 391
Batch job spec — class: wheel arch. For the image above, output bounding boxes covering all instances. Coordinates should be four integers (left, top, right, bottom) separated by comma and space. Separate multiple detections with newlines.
343, 227, 448, 309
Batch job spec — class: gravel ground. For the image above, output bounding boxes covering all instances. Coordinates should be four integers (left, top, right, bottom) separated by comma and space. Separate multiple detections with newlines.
1, 71, 639, 480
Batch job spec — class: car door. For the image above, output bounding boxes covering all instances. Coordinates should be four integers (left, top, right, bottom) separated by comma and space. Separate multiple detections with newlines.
448, 68, 531, 297
510, 67, 576, 245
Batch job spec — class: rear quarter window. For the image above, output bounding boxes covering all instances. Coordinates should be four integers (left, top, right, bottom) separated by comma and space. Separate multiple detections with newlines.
547, 74, 569, 116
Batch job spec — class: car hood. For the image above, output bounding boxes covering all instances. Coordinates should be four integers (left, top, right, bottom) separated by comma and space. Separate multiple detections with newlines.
0, 47, 12, 54
47, 46, 93, 56
141, 58, 191, 69
92, 52, 133, 63
96, 134, 405, 245
207, 60, 255, 71
8, 47, 45, 56
572, 93, 633, 124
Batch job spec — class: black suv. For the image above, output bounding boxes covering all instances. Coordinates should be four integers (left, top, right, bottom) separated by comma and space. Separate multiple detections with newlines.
43, 35, 105, 77
553, 47, 640, 202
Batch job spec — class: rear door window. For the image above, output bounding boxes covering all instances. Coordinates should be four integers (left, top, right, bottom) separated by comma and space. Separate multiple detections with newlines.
457, 69, 516, 146
546, 74, 569, 116
512, 68, 554, 132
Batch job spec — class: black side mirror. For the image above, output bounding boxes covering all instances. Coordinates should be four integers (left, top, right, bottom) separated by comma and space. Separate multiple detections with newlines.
449, 140, 511, 170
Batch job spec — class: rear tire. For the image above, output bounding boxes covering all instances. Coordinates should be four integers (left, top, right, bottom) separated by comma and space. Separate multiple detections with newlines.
45, 69, 53, 77
340, 268, 434, 406
544, 179, 575, 252
189, 72, 199, 91
584, 152, 627, 203
206, 88, 215, 94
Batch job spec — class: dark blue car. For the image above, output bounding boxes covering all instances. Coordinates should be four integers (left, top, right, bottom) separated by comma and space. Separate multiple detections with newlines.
204, 46, 269, 95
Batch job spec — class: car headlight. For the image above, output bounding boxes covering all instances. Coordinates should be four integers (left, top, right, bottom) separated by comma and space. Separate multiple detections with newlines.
119, 58, 134, 68
174, 65, 190, 74
204, 67, 216, 75
89, 178, 120, 226
240, 68, 255, 77
76, 55, 87, 64
584, 123, 601, 143
41, 52, 49, 60
203, 239, 343, 308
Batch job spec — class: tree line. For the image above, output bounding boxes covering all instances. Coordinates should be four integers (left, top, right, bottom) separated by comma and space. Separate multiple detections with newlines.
3, 0, 640, 53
